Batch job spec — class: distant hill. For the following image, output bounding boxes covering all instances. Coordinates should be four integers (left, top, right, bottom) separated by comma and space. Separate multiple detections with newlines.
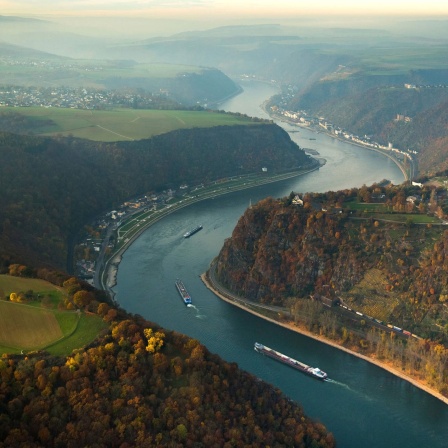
0, 15, 48, 23
282, 81, 448, 175
108, 25, 348, 88
0, 41, 65, 59
0, 42, 240, 106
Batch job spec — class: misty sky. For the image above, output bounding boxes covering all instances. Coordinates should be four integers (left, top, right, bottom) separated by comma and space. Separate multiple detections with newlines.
3, 0, 448, 18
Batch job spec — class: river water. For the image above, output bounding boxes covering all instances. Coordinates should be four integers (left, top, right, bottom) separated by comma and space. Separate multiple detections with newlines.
114, 80, 448, 447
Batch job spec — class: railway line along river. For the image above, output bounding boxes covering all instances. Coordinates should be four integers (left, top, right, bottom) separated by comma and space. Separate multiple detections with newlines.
113, 80, 448, 447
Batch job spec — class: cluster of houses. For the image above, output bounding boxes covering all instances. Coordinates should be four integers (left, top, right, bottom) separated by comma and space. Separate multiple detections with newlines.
0, 85, 162, 109
271, 103, 418, 165
269, 82, 448, 166
74, 189, 176, 280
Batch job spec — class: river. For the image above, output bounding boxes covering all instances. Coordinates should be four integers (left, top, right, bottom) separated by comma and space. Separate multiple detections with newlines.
113, 80, 448, 447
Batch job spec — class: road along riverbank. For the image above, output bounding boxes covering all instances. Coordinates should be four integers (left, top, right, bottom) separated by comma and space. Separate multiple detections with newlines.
273, 115, 412, 181
100, 166, 321, 300
201, 270, 448, 406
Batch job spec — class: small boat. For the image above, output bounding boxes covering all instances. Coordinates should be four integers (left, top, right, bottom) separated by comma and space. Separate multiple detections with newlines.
183, 225, 203, 238
254, 342, 327, 380
175, 279, 192, 305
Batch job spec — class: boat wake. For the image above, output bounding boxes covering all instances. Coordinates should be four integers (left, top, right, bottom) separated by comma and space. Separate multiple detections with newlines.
187, 304, 206, 319
325, 378, 349, 389
325, 378, 356, 392
325, 378, 373, 401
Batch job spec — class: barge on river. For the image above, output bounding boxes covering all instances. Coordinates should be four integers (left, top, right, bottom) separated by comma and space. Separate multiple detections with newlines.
184, 225, 203, 238
254, 342, 327, 380
175, 279, 192, 305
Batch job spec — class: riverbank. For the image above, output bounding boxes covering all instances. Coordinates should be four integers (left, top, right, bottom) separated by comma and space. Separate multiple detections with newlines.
101, 166, 321, 299
201, 272, 448, 406
268, 112, 411, 181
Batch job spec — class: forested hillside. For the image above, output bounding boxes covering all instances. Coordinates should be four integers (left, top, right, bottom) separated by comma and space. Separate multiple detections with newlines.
0, 267, 334, 447
215, 184, 448, 339
0, 124, 312, 271
280, 76, 448, 176
214, 184, 448, 393
0, 114, 331, 448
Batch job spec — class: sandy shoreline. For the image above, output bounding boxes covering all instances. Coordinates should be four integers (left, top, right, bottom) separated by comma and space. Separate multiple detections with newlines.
200, 273, 448, 406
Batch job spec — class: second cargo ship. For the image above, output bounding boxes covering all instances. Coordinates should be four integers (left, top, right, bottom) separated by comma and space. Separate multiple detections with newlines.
175, 279, 192, 305
254, 342, 327, 380
183, 225, 203, 238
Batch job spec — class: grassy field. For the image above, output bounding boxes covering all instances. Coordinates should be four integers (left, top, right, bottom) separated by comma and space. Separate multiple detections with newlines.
346, 202, 389, 212
0, 275, 107, 355
1, 107, 255, 141
316, 43, 448, 76
345, 201, 441, 224
0, 274, 63, 296
373, 213, 439, 224
45, 314, 108, 356
0, 301, 65, 349
360, 46, 448, 72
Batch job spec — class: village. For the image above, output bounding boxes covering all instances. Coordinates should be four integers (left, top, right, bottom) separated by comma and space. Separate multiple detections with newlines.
0, 85, 167, 109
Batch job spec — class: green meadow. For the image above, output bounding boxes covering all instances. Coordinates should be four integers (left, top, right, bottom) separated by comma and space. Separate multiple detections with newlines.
1, 107, 255, 141
0, 275, 107, 355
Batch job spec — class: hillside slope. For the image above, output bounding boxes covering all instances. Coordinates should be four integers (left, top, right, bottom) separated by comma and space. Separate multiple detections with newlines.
0, 275, 334, 447
215, 185, 448, 340
213, 185, 448, 395
280, 76, 448, 176
0, 124, 312, 270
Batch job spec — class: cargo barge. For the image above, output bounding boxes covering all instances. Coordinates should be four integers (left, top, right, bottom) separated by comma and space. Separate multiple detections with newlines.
175, 279, 192, 305
254, 342, 327, 380
184, 225, 203, 238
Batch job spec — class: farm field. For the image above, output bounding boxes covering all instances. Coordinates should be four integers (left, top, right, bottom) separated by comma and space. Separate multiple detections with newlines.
344, 202, 441, 224
373, 213, 440, 224
346, 202, 389, 212
0, 274, 63, 297
0, 107, 255, 141
0, 275, 108, 354
46, 314, 108, 356
0, 301, 66, 350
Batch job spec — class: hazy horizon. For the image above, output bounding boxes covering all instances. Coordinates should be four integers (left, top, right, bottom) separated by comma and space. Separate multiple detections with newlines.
1, 0, 448, 43
2, 0, 448, 20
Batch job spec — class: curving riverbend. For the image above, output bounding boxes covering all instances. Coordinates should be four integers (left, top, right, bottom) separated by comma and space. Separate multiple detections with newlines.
113, 80, 448, 448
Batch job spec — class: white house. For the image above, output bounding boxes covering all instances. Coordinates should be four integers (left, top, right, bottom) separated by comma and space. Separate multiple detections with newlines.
292, 195, 303, 206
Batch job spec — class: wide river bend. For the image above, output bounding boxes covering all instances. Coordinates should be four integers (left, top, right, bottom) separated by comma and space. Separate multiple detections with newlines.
113, 81, 448, 448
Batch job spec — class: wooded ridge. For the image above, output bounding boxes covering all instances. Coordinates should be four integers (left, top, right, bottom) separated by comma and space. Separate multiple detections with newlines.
215, 183, 448, 396
0, 272, 335, 447
0, 124, 311, 271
